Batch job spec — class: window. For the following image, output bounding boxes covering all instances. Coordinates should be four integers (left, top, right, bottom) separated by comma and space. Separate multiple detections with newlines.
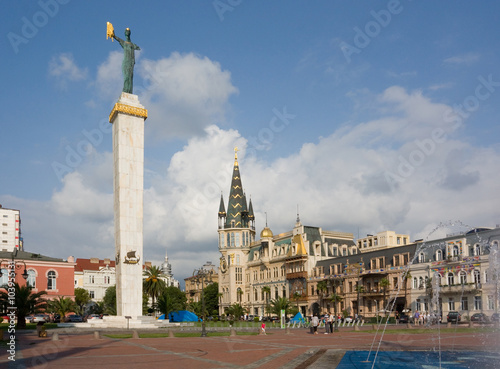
413, 278, 418, 289
453, 245, 459, 256
230, 232, 235, 246
89, 291, 95, 299
235, 233, 240, 247
0, 268, 8, 286
447, 272, 454, 286
418, 253, 425, 263
448, 298, 455, 311
459, 271, 467, 285
397, 237, 401, 245
474, 296, 482, 310
461, 297, 468, 311
47, 271, 56, 290
89, 275, 95, 284
488, 295, 495, 310
474, 244, 481, 256
436, 250, 443, 261
27, 270, 36, 288
416, 299, 421, 311
473, 270, 481, 285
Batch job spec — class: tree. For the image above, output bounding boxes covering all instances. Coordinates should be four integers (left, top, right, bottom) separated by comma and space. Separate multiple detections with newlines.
269, 297, 291, 318
102, 285, 116, 315
224, 303, 247, 321
204, 282, 219, 317
317, 281, 328, 312
262, 286, 271, 318
48, 296, 76, 321
158, 286, 186, 317
187, 300, 204, 317
143, 265, 167, 315
292, 292, 301, 312
380, 278, 390, 318
74, 288, 90, 316
0, 283, 47, 329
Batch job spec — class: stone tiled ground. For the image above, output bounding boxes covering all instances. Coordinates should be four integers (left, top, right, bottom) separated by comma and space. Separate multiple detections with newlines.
1, 325, 499, 368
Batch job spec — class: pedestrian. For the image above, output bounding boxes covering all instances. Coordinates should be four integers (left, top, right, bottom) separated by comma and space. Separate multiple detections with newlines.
324, 313, 329, 334
328, 313, 334, 333
261, 322, 266, 335
414, 311, 420, 326
395, 311, 400, 324
312, 314, 319, 334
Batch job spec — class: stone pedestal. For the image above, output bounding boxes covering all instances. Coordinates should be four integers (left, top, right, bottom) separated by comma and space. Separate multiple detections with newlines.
109, 92, 147, 319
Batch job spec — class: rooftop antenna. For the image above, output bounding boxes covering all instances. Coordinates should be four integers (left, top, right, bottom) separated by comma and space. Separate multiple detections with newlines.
265, 212, 268, 227
296, 204, 300, 223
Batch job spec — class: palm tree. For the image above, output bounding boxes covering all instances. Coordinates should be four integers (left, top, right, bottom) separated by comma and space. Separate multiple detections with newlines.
380, 277, 390, 318
317, 280, 328, 312
0, 283, 47, 329
143, 265, 166, 315
225, 303, 247, 321
329, 292, 343, 332
262, 286, 271, 318
48, 296, 77, 321
269, 297, 291, 319
354, 284, 365, 317
292, 292, 301, 312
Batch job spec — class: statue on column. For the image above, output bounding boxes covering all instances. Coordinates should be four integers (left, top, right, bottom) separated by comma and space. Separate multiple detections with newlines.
106, 22, 140, 94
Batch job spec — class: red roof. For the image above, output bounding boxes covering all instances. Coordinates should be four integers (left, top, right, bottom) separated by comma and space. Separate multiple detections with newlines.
75, 258, 115, 272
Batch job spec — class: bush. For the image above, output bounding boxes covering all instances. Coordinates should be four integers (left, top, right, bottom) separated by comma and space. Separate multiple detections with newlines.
253, 317, 259, 322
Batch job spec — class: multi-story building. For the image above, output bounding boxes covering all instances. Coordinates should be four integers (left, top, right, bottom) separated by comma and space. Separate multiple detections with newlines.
0, 249, 75, 300
217, 150, 357, 317
185, 261, 218, 303
315, 239, 417, 319
74, 258, 116, 301
410, 226, 500, 320
75, 253, 180, 302
0, 205, 21, 252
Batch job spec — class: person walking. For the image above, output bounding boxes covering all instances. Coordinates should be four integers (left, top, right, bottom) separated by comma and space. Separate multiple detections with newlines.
312, 314, 319, 334
323, 313, 329, 334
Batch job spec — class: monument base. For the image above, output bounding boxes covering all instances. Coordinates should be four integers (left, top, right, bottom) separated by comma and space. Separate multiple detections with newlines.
85, 316, 180, 329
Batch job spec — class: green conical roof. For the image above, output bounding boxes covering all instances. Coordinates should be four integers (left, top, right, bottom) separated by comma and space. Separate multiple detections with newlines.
225, 148, 248, 228
218, 193, 226, 217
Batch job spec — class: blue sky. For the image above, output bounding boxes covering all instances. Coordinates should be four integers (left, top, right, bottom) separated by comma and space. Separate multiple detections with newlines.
2, 1, 500, 285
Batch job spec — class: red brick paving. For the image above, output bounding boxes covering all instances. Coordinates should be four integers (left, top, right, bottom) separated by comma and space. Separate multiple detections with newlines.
1, 326, 499, 368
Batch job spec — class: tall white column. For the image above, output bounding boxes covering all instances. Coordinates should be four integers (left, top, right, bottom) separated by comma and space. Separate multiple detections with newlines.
109, 92, 147, 318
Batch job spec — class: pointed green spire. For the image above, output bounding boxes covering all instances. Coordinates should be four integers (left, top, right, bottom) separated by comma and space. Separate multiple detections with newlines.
225, 148, 246, 228
218, 193, 226, 217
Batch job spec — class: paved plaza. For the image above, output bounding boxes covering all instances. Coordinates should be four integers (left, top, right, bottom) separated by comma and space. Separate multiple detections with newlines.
2, 326, 499, 368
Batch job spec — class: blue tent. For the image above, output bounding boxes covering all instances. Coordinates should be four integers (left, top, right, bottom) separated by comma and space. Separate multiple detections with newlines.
290, 312, 304, 322
167, 310, 200, 322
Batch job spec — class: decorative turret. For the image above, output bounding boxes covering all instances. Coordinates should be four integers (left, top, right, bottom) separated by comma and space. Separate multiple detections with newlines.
225, 147, 249, 228
218, 193, 226, 229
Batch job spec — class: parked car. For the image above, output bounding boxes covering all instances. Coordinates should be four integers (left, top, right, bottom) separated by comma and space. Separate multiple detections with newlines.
33, 314, 48, 323
67, 314, 83, 323
447, 311, 461, 323
52, 314, 61, 323
470, 313, 488, 323
25, 315, 34, 323
398, 314, 410, 324
86, 314, 101, 321
491, 313, 500, 322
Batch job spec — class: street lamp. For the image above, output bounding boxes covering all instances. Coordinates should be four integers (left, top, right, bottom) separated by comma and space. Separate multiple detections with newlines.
0, 249, 28, 280
192, 267, 214, 337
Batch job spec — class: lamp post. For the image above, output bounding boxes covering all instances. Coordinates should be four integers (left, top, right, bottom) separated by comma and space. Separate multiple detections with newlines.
192, 267, 214, 337
0, 249, 29, 281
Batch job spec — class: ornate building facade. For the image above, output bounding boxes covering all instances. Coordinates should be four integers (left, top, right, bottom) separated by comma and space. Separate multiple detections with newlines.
217, 150, 358, 316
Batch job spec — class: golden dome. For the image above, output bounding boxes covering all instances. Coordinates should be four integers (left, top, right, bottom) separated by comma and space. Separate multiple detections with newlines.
260, 227, 273, 238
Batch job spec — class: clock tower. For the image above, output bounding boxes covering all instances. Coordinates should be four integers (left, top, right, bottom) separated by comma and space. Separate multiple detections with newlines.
218, 148, 255, 315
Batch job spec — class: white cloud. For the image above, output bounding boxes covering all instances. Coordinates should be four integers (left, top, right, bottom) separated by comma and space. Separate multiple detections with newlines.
6, 85, 500, 286
137, 52, 239, 140
48, 53, 88, 89
443, 53, 480, 66
95, 51, 123, 99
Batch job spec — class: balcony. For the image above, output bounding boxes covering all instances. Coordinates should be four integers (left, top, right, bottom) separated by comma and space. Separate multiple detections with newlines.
286, 271, 308, 280
439, 284, 479, 294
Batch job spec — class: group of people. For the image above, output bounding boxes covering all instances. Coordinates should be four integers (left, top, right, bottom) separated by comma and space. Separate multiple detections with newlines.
311, 313, 354, 334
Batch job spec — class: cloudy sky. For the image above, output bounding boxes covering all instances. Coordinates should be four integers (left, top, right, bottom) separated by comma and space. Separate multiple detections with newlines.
2, 1, 500, 286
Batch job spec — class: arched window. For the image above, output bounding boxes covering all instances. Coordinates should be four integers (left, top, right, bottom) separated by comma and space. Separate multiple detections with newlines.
435, 250, 443, 261
47, 271, 56, 290
419, 277, 424, 288
459, 271, 467, 285
0, 268, 7, 286
282, 286, 286, 298
275, 286, 279, 299
27, 269, 36, 288
235, 233, 240, 247
473, 269, 481, 285
236, 254, 240, 265
230, 232, 235, 246
474, 244, 481, 256
447, 272, 454, 286
413, 277, 418, 289
453, 245, 459, 256
418, 253, 425, 263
